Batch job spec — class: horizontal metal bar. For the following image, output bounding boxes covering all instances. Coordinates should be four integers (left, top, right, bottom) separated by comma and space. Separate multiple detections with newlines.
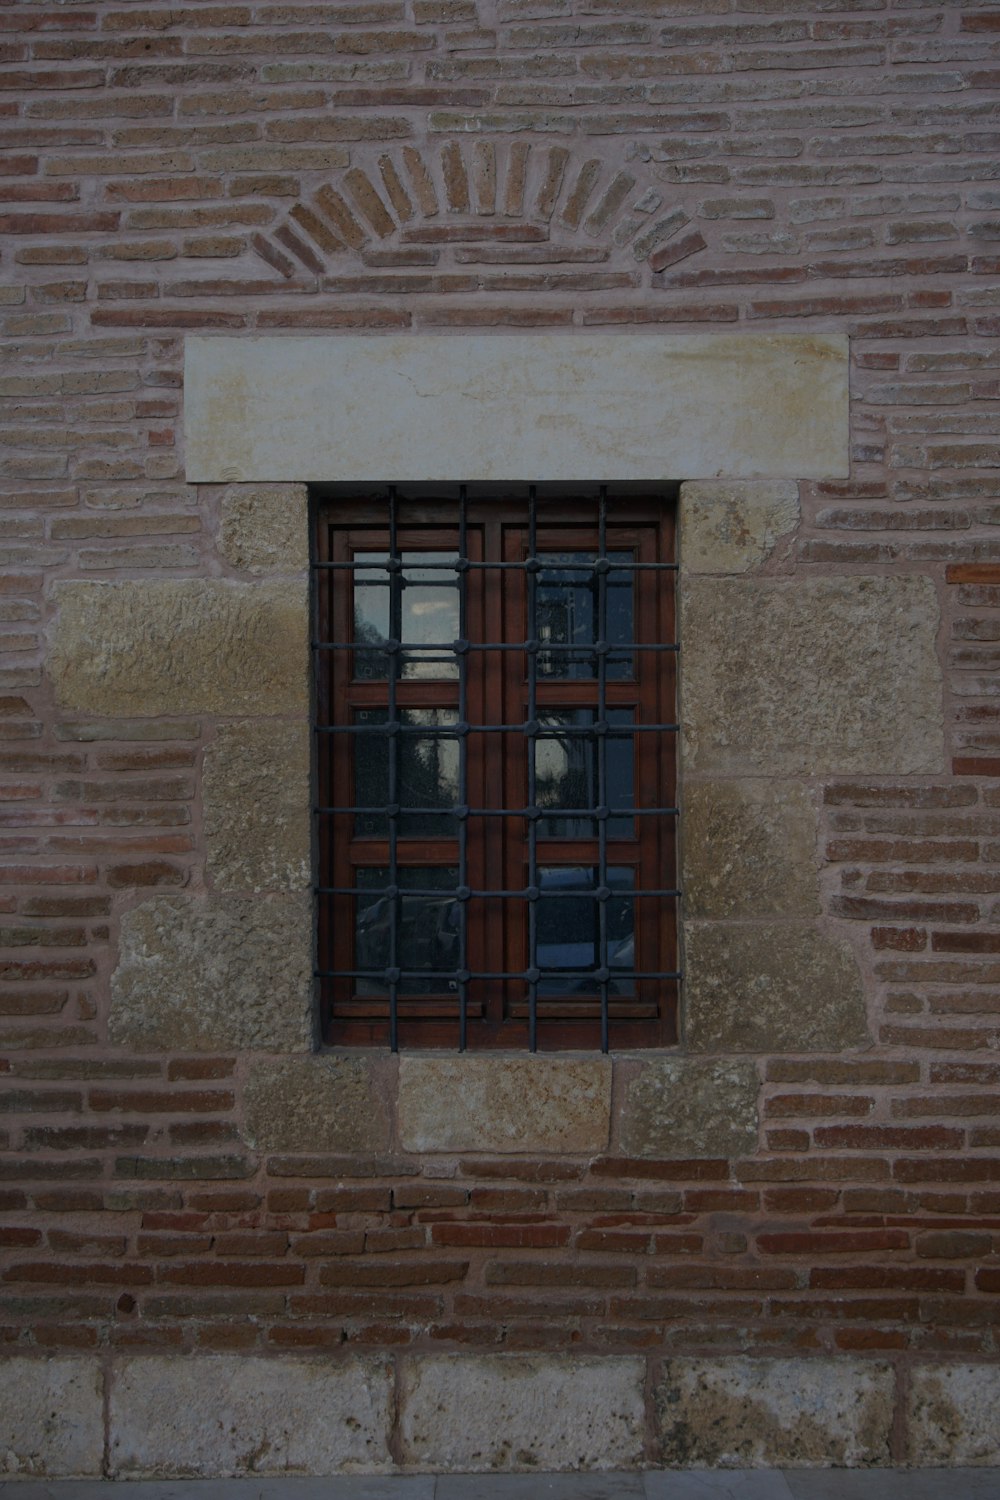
316, 968, 683, 981
315, 722, 681, 735
312, 559, 680, 573
311, 640, 679, 653
316, 885, 680, 899
313, 805, 679, 818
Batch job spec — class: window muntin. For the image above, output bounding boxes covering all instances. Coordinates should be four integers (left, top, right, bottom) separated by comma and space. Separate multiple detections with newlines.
314, 488, 678, 1051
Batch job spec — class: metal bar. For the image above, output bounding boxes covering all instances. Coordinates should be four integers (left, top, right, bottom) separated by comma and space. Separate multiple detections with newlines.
316, 884, 681, 899
527, 484, 539, 1052
458, 484, 469, 1052
596, 484, 610, 1053
318, 721, 681, 735
316, 967, 683, 981
313, 559, 680, 573
387, 485, 400, 1053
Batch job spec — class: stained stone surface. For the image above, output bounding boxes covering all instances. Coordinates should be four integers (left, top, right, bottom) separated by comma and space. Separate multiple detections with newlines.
655, 1357, 894, 1468
109, 1356, 393, 1476
185, 333, 849, 483
683, 779, 819, 919
685, 923, 868, 1053
0, 1358, 103, 1477
204, 720, 310, 893
110, 894, 312, 1052
399, 1357, 645, 1471
243, 1055, 391, 1153
906, 1363, 1000, 1465
50, 579, 308, 718
620, 1058, 759, 1159
682, 575, 944, 776
398, 1056, 612, 1154
219, 483, 309, 574
680, 480, 799, 573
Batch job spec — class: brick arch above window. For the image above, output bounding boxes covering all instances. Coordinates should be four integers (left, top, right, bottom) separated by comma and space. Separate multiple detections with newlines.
250, 141, 709, 282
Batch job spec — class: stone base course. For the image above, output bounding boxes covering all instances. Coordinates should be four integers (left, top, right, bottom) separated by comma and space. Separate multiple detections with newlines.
655, 1358, 895, 1469
398, 1356, 645, 1472
109, 1356, 394, 1477
2, 1357, 996, 1477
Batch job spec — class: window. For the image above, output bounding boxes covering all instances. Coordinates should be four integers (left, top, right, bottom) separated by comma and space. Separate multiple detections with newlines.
313, 486, 679, 1051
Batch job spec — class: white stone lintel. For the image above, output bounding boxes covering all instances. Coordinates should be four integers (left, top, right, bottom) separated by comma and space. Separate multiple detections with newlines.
184, 332, 849, 483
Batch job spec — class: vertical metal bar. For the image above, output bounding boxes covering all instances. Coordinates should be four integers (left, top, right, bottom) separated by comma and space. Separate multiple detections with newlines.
527, 483, 539, 1052
458, 484, 469, 1052
597, 484, 609, 1054
387, 485, 400, 1053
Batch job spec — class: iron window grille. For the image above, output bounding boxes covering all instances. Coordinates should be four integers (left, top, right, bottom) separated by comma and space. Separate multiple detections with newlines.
313, 485, 679, 1052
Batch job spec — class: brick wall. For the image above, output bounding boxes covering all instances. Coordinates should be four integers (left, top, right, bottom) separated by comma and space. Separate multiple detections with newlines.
2, 0, 1000, 1474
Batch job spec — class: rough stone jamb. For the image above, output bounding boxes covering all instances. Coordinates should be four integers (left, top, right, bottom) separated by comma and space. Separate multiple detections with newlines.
251, 142, 707, 282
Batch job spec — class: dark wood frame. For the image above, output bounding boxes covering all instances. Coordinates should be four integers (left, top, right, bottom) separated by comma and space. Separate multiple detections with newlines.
314, 492, 677, 1050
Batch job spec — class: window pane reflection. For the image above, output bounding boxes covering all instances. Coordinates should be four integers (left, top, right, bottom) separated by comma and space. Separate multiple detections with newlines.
355, 867, 459, 995
536, 552, 633, 679
536, 867, 634, 995
354, 709, 459, 838
535, 709, 634, 838
353, 551, 459, 680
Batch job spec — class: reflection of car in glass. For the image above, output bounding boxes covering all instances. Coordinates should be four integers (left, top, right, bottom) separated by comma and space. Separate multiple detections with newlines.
356, 893, 460, 991
536, 868, 634, 995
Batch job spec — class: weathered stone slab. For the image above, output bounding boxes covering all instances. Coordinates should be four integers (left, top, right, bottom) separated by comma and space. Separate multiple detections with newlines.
109, 1355, 393, 1476
0, 1357, 103, 1477
682, 576, 944, 776
683, 779, 819, 919
620, 1058, 759, 1159
204, 720, 310, 893
399, 1356, 645, 1471
110, 894, 312, 1052
680, 480, 799, 573
50, 579, 308, 718
219, 483, 310, 573
243, 1055, 391, 1154
685, 923, 867, 1053
185, 334, 849, 483
655, 1357, 894, 1467
397, 1055, 611, 1154
906, 1363, 1000, 1465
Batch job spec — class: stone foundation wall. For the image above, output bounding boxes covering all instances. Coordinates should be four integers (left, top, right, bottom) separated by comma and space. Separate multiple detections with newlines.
2, 0, 1000, 1476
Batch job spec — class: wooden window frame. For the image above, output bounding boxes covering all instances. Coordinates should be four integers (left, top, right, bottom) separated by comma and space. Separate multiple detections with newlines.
313, 487, 678, 1052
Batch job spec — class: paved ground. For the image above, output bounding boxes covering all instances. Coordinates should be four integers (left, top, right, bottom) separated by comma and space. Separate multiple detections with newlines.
2, 1475, 999, 1498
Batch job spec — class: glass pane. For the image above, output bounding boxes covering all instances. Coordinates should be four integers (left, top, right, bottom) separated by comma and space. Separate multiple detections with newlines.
535, 709, 633, 838
536, 551, 633, 679
352, 551, 460, 680
535, 866, 634, 995
355, 866, 459, 994
354, 708, 460, 838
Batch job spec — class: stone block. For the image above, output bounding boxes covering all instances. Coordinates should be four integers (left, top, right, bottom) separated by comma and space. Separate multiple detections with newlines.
683, 779, 819, 919
243, 1055, 391, 1154
655, 1357, 894, 1467
204, 720, 310, 893
109, 1355, 393, 1476
0, 1357, 103, 1477
50, 579, 308, 718
619, 1058, 759, 1159
397, 1055, 611, 1154
680, 480, 799, 573
685, 923, 867, 1053
906, 1363, 1000, 1465
185, 333, 848, 483
110, 894, 312, 1052
399, 1356, 645, 1471
219, 483, 310, 574
682, 576, 944, 776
